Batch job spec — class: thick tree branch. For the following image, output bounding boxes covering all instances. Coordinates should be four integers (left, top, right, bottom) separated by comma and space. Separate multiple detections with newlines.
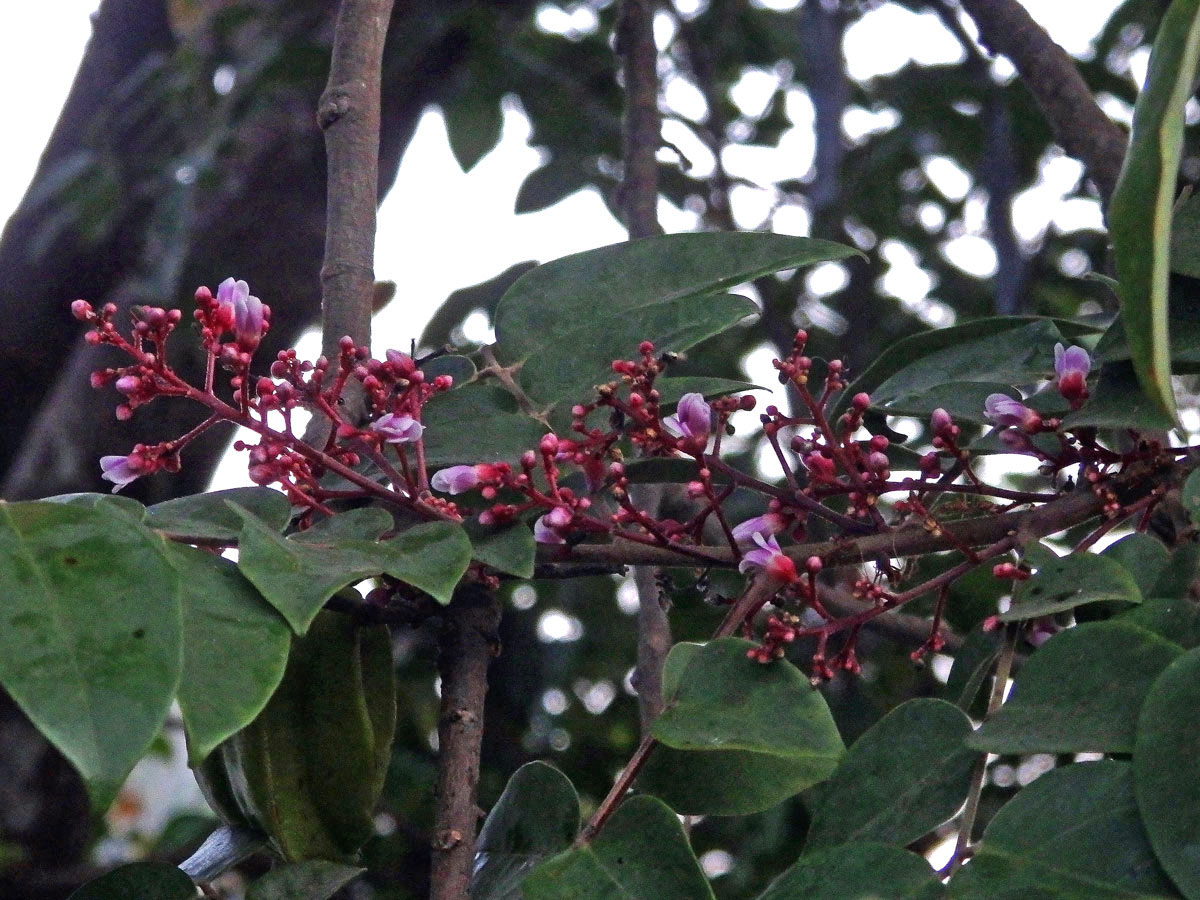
430, 585, 501, 900
956, 0, 1127, 202
317, 0, 394, 421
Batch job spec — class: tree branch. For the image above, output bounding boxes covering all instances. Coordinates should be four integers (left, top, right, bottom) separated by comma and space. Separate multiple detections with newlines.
955, 0, 1127, 202
616, 0, 663, 238
430, 585, 501, 900
317, 0, 394, 421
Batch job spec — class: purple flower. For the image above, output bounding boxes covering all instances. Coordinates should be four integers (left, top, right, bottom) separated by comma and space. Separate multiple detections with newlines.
534, 514, 566, 544
738, 533, 799, 583
1054, 343, 1091, 406
216, 277, 267, 350
99, 454, 144, 492
663, 392, 712, 442
431, 465, 481, 494
984, 394, 1041, 431
371, 413, 424, 444
731, 513, 787, 547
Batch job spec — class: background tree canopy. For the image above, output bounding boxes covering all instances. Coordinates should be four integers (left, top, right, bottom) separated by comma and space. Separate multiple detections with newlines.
0, 0, 1189, 897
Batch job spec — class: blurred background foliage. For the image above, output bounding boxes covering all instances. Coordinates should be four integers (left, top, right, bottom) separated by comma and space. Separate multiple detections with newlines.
0, 0, 1189, 897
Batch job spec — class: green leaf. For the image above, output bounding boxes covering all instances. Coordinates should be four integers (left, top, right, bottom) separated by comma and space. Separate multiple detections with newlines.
1182, 469, 1200, 525
880, 382, 1019, 424
949, 761, 1177, 900
420, 262, 537, 350
444, 93, 503, 173
421, 354, 478, 385
0, 501, 182, 808
522, 796, 715, 900
638, 640, 843, 815
473, 762, 580, 900
422, 383, 547, 467
967, 623, 1183, 754
234, 505, 472, 632
1148, 542, 1200, 600
244, 860, 365, 900
1107, 0, 1200, 424
999, 552, 1142, 621
289, 507, 393, 543
168, 544, 291, 763
945, 627, 1003, 711
1121, 597, 1200, 649
1062, 361, 1179, 431
1135, 645, 1200, 899
494, 232, 859, 383
44, 492, 146, 518
1102, 533, 1171, 598
1171, 190, 1200, 279
654, 376, 764, 405
515, 155, 592, 214
805, 699, 975, 851
836, 317, 1097, 418
67, 862, 196, 900
466, 520, 536, 579
758, 843, 945, 900
145, 488, 292, 541
518, 293, 758, 406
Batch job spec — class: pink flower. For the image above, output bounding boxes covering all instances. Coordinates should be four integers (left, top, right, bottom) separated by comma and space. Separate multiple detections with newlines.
533, 514, 566, 544
431, 465, 481, 494
216, 277, 268, 351
984, 394, 1041, 432
1054, 342, 1091, 406
731, 513, 787, 547
99, 454, 145, 492
371, 413, 424, 444
738, 533, 799, 584
663, 393, 712, 442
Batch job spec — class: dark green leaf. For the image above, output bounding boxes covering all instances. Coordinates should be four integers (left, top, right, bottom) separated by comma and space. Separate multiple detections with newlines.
494, 233, 859, 369
1135, 644, 1200, 898
758, 843, 945, 900
44, 493, 146, 518
639, 640, 843, 815
0, 501, 182, 808
168, 544, 291, 762
1148, 542, 1200, 600
146, 488, 292, 541
289, 507, 393, 543
466, 520, 536, 579
420, 262, 537, 350
1182, 469, 1200, 525
245, 860, 365, 900
1062, 361, 1178, 430
421, 354, 478, 385
999, 552, 1142, 621
1107, 0, 1200, 423
654, 377, 765, 405
1121, 597, 1200, 649
515, 155, 592, 214
522, 796, 715, 900
968, 623, 1183, 754
444, 94, 504, 172
422, 383, 547, 467
945, 627, 1003, 711
949, 761, 1177, 899
473, 761, 580, 900
518, 293, 758, 405
234, 505, 472, 631
805, 699, 975, 851
836, 317, 1098, 418
67, 862, 195, 900
880, 382, 1018, 424
1102, 533, 1171, 598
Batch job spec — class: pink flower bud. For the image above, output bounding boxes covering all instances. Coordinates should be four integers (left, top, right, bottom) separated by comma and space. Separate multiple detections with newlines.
730, 513, 787, 546
533, 514, 567, 545
431, 465, 481, 494
738, 533, 799, 584
370, 413, 424, 444
984, 394, 1041, 432
1054, 343, 1091, 407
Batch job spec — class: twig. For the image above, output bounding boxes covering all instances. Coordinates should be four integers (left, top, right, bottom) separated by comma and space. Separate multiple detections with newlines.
315, 0, 394, 426
430, 585, 501, 900
955, 0, 1127, 202
944, 623, 1016, 877
478, 345, 550, 426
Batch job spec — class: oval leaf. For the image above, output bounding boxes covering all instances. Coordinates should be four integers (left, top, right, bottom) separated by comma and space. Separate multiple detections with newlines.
169, 544, 291, 763
804, 699, 976, 852
522, 795, 715, 900
68, 862, 195, 900
1107, 0, 1200, 424
759, 843, 944, 900
948, 760, 1175, 900
145, 487, 291, 541
638, 640, 843, 815
1134, 644, 1200, 898
473, 761, 580, 900
0, 501, 182, 808
1000, 552, 1142, 622
970, 622, 1182, 755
